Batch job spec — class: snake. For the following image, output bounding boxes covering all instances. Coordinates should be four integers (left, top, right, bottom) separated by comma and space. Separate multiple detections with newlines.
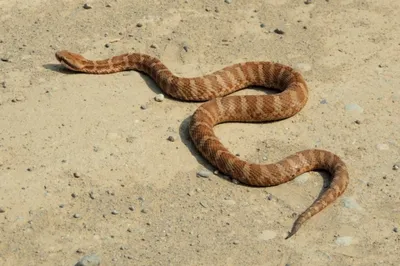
55, 50, 349, 238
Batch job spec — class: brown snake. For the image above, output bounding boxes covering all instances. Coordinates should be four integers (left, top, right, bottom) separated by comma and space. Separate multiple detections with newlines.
55, 50, 349, 238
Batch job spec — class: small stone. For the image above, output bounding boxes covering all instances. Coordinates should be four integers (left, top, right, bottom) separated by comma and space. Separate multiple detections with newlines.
59, 204, 65, 208
0, 207, 5, 213
126, 136, 135, 143
274, 28, 285, 35
73, 213, 81, 218
141, 208, 148, 214
0, 57, 9, 62
111, 210, 119, 215
335, 236, 353, 246
354, 120, 361, 124
89, 191, 96, 199
393, 227, 398, 233
320, 99, 328, 104
105, 3, 111, 7
167, 136, 175, 142
73, 172, 81, 178
199, 201, 208, 208
345, 103, 363, 113
197, 169, 212, 178
71, 193, 78, 198
129, 206, 135, 211
140, 104, 147, 110
183, 45, 189, 52
304, 0, 312, 4
224, 0, 232, 3
393, 164, 399, 171
136, 22, 143, 27
266, 194, 273, 201
342, 197, 362, 210
154, 94, 164, 102
105, 43, 110, 48
27, 168, 32, 172
233, 240, 239, 245
76, 248, 84, 254
75, 254, 101, 266
150, 44, 158, 49
83, 3, 92, 9
260, 23, 265, 28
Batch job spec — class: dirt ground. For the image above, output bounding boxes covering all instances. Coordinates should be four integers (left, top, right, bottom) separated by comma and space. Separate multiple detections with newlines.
1, 0, 399, 265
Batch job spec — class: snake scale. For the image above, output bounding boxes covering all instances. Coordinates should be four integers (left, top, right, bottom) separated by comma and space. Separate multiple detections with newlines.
55, 50, 349, 238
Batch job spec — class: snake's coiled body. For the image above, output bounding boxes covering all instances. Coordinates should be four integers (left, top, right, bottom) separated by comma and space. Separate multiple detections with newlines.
55, 50, 349, 238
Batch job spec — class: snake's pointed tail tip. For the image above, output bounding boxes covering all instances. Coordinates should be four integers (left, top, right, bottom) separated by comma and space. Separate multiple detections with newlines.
285, 224, 301, 240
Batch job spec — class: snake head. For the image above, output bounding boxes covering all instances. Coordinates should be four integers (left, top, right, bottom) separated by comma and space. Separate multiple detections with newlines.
55, 50, 87, 71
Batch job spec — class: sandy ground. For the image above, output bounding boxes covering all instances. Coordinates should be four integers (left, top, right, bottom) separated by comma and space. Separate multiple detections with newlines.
0, 0, 399, 265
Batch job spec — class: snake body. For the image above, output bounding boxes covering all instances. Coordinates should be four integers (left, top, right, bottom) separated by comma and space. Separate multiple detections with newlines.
55, 50, 349, 238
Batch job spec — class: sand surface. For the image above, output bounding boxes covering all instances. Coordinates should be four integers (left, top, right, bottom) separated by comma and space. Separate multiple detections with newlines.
1, 0, 399, 265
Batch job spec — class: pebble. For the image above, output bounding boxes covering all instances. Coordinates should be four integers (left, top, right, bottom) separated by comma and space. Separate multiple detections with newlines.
89, 191, 96, 199
320, 99, 328, 104
274, 28, 285, 35
335, 236, 353, 246
224, 0, 232, 3
71, 193, 78, 198
141, 208, 148, 214
82, 3, 92, 9
75, 254, 101, 266
354, 120, 361, 124
0, 207, 5, 213
304, 0, 312, 4
73, 213, 81, 218
197, 169, 212, 178
167, 136, 175, 142
393, 164, 399, 171
1, 57, 10, 62
150, 44, 158, 49
154, 94, 164, 102
129, 206, 135, 211
260, 23, 265, 28
258, 230, 277, 241
140, 104, 147, 110
232, 240, 239, 245
394, 227, 398, 233
183, 45, 189, 52
59, 204, 65, 208
199, 201, 208, 208
73, 172, 81, 178
342, 197, 362, 210
111, 210, 119, 215
345, 103, 363, 113
136, 22, 143, 27
376, 143, 389, 150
